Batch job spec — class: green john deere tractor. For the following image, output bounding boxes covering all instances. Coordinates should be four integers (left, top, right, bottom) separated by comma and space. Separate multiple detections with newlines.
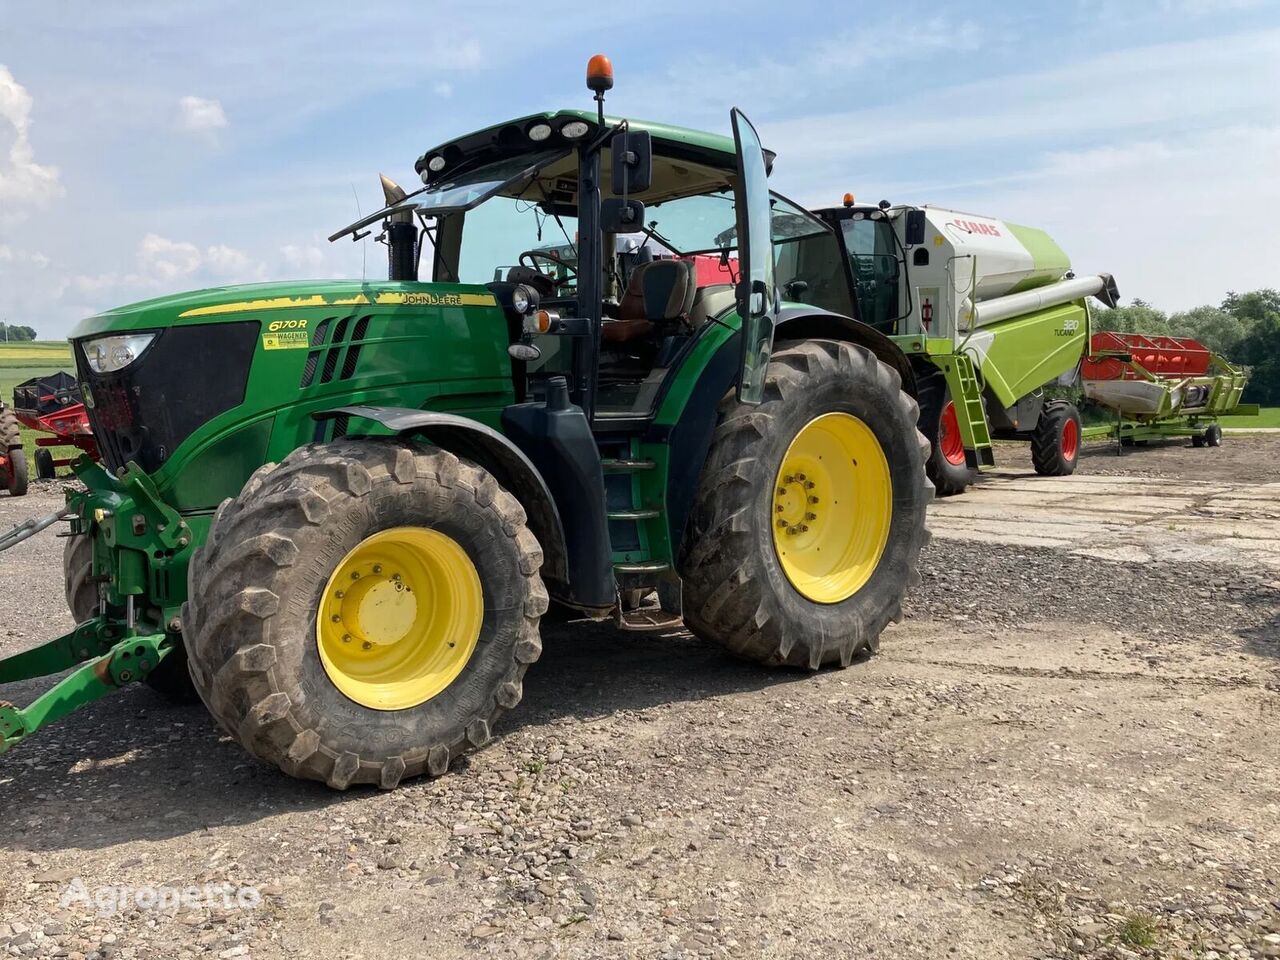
0, 59, 930, 788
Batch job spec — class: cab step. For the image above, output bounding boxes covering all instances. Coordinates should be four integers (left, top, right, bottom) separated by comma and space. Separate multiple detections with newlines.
601, 458, 656, 473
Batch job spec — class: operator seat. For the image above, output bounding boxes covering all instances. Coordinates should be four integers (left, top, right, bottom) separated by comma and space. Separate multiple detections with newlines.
602, 259, 696, 343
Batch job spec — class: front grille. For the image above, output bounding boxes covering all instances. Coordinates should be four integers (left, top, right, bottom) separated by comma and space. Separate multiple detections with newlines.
300, 313, 371, 388
76, 321, 259, 474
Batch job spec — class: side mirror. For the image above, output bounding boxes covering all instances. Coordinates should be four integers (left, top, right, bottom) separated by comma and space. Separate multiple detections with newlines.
601, 198, 645, 233
905, 209, 926, 246
610, 130, 652, 195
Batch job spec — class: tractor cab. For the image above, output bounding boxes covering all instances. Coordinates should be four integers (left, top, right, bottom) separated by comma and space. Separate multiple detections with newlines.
331, 76, 845, 422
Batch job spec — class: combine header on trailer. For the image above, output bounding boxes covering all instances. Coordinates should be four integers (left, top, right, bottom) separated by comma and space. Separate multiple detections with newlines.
12, 372, 98, 478
1081, 332, 1255, 447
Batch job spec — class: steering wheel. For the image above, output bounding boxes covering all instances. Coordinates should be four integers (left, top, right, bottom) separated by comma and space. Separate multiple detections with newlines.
518, 251, 579, 289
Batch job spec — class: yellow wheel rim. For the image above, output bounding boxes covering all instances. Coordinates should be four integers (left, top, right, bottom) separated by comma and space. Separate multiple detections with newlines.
771, 412, 892, 604
316, 526, 483, 711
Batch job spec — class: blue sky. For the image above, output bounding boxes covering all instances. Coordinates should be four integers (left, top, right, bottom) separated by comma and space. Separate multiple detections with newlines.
1, 0, 1278, 337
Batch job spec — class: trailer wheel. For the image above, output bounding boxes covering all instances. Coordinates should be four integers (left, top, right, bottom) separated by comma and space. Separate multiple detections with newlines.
1, 405, 27, 497
62, 533, 198, 701
1031, 401, 1081, 477
915, 366, 972, 496
1205, 424, 1223, 447
35, 448, 55, 480
679, 339, 931, 669
184, 439, 547, 789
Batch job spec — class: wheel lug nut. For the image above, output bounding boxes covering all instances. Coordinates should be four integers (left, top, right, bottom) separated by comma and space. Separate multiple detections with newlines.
361, 641, 373, 651
783, 475, 794, 484
805, 512, 817, 521
391, 573, 401, 581
776, 519, 788, 528
809, 496, 819, 504
805, 481, 815, 489
335, 590, 344, 599
341, 634, 351, 643
795, 473, 806, 482
351, 571, 360, 580
330, 614, 341, 623
372, 564, 382, 574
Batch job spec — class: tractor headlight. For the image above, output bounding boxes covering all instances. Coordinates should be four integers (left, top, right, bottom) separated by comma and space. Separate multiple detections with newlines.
511, 284, 537, 315
527, 123, 553, 142
81, 333, 157, 374
560, 120, 591, 139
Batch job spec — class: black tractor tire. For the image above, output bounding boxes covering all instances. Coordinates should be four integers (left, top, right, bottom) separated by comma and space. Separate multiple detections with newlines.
679, 338, 932, 669
62, 533, 198, 702
914, 365, 972, 496
1031, 400, 1082, 477
35, 448, 55, 480
183, 439, 548, 790
1191, 434, 1205, 448
1205, 423, 1223, 447
1, 404, 27, 496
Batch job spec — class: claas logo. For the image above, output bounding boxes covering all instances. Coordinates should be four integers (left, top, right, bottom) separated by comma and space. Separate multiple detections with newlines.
268, 319, 309, 332
948, 219, 1002, 237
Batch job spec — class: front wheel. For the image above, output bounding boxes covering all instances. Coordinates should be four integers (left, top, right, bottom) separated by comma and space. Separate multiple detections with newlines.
184, 439, 547, 789
1031, 400, 1081, 476
679, 339, 932, 669
915, 366, 972, 496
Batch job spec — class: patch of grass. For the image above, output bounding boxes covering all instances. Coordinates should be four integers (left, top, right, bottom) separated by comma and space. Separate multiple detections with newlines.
1220, 406, 1280, 428
525, 759, 545, 774
1116, 913, 1159, 949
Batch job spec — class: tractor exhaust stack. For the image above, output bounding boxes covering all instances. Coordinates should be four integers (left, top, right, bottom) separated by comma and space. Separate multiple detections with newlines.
380, 174, 418, 282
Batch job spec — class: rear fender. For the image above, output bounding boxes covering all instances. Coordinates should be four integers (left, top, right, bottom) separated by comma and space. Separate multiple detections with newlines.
314, 406, 571, 598
774, 307, 916, 396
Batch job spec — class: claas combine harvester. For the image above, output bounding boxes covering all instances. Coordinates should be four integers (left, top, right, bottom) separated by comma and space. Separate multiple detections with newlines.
0, 60, 933, 789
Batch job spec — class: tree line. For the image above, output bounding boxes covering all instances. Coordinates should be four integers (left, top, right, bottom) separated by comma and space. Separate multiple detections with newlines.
0, 322, 38, 342
1092, 288, 1279, 405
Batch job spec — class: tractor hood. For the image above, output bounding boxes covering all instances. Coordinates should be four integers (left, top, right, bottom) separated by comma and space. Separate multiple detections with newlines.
69, 279, 499, 339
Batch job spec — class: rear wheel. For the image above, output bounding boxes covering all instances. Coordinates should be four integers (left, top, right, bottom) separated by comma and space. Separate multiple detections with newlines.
915, 366, 972, 496
1205, 423, 1223, 447
184, 439, 547, 789
1031, 400, 1081, 476
679, 339, 932, 669
62, 533, 197, 701
35, 448, 55, 480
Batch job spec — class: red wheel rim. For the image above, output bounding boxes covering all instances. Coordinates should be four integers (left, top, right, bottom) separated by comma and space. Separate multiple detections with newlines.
1060, 418, 1079, 460
939, 401, 966, 466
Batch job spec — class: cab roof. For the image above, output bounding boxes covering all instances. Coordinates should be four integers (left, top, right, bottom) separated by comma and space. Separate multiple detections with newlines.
415, 109, 769, 172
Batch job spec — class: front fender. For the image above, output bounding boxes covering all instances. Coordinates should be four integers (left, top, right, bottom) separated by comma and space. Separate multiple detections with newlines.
314, 405, 571, 597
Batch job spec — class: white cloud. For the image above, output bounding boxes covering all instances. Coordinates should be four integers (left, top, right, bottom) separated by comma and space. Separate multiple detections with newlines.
176, 95, 227, 135
0, 64, 60, 210
432, 81, 453, 98
138, 233, 202, 280
280, 243, 325, 271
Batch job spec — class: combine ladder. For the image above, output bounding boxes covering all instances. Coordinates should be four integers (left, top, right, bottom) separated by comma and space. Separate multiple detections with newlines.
944, 353, 996, 468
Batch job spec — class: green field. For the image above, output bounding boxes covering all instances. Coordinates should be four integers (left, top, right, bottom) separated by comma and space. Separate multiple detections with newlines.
0, 340, 79, 464
1221, 407, 1280, 428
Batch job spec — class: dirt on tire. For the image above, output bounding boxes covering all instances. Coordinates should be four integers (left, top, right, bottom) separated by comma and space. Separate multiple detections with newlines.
183, 438, 548, 790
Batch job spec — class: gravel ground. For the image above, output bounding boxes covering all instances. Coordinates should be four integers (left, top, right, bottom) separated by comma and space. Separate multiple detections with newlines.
0, 440, 1278, 960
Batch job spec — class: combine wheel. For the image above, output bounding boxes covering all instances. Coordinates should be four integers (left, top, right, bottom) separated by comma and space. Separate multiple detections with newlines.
62, 534, 197, 701
184, 439, 547, 789
679, 339, 932, 669
0, 405, 27, 496
915, 366, 972, 496
1031, 400, 1081, 476
35, 448, 55, 480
